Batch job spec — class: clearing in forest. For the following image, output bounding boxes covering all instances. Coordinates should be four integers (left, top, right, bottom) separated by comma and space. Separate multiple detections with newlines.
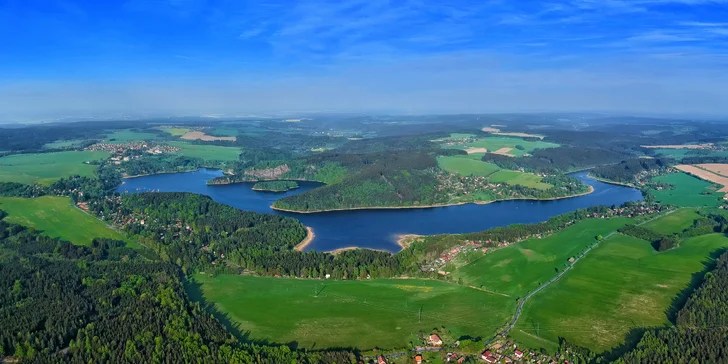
512, 233, 728, 353
186, 275, 514, 350
0, 151, 110, 185
437, 156, 501, 177
453, 218, 632, 298
0, 196, 137, 247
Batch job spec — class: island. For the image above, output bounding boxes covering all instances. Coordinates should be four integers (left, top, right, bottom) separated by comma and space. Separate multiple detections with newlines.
252, 180, 299, 192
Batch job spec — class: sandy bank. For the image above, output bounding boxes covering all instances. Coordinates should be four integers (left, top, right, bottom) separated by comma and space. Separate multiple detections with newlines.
395, 234, 423, 250
294, 226, 315, 252
326, 246, 389, 255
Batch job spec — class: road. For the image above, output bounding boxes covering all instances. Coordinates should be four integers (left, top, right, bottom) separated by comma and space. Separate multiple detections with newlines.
491, 209, 678, 341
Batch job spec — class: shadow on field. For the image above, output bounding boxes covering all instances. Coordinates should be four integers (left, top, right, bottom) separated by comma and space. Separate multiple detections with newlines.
183, 278, 362, 357
596, 328, 649, 362
665, 247, 727, 323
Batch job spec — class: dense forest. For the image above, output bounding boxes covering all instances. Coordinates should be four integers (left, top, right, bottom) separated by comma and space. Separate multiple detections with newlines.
252, 180, 299, 191
0, 219, 357, 363
481, 147, 630, 173
591, 158, 673, 184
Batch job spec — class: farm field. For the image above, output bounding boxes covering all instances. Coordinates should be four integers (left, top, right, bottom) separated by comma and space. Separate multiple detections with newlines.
157, 126, 191, 136
511, 233, 728, 353
675, 165, 728, 192
0, 151, 110, 185
489, 170, 552, 190
641, 208, 701, 235
441, 135, 558, 157
180, 131, 236, 142
651, 173, 724, 207
437, 156, 501, 177
649, 148, 728, 160
187, 274, 514, 350
210, 127, 240, 137
105, 129, 162, 142
168, 141, 241, 161
454, 218, 633, 297
0, 196, 137, 247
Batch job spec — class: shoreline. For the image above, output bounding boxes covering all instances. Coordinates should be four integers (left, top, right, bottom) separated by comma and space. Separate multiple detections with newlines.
270, 186, 596, 214
208, 177, 326, 186
123, 168, 201, 179
294, 226, 315, 252
586, 174, 637, 188
326, 246, 390, 255
395, 234, 423, 250
252, 186, 300, 192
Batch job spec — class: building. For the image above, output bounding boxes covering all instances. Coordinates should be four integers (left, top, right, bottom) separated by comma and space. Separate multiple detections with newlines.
428, 334, 443, 346
515, 350, 524, 359
482, 351, 496, 363
414, 354, 423, 364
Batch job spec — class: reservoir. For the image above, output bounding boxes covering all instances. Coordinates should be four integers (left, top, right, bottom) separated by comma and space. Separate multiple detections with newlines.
117, 169, 643, 252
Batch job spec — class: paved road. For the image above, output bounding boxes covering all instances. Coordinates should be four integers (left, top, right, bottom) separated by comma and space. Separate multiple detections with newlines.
490, 209, 678, 342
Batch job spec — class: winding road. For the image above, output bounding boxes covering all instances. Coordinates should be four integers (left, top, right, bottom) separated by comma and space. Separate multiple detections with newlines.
492, 209, 678, 341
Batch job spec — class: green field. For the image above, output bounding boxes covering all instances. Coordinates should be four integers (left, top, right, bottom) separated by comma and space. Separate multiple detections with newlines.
0, 196, 137, 247
437, 156, 501, 177
187, 275, 514, 350
210, 127, 239, 137
168, 141, 241, 161
489, 170, 552, 190
651, 148, 728, 160
651, 173, 724, 207
642, 208, 701, 235
454, 218, 632, 297
511, 233, 728, 353
42, 139, 86, 150
443, 135, 559, 157
0, 151, 110, 185
157, 127, 191, 136
105, 129, 163, 142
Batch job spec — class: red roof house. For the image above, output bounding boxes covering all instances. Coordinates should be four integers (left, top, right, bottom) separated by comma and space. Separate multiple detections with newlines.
414, 354, 423, 364
429, 334, 443, 346
515, 350, 524, 358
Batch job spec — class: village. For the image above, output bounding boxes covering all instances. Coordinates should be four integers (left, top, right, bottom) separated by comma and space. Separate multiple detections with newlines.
85, 141, 180, 160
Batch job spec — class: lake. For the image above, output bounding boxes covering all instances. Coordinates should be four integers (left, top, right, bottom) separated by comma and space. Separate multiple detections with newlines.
118, 169, 643, 252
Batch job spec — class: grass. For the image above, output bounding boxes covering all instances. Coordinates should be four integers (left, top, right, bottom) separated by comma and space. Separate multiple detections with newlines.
642, 208, 701, 235
187, 275, 515, 350
651, 173, 725, 207
489, 170, 552, 190
443, 135, 559, 157
437, 156, 501, 177
158, 127, 191, 136
105, 129, 163, 142
512, 233, 728, 353
0, 196, 138, 247
210, 127, 240, 137
42, 139, 86, 150
454, 218, 633, 298
0, 151, 110, 185
651, 149, 728, 160
168, 141, 241, 161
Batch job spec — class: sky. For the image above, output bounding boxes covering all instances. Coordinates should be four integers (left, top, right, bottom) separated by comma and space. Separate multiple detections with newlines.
1, 0, 728, 121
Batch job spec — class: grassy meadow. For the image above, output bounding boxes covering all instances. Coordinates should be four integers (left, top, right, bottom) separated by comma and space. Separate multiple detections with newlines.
641, 208, 701, 235
168, 141, 241, 161
0, 196, 137, 247
187, 275, 515, 350
0, 151, 110, 185
105, 129, 163, 142
437, 156, 501, 177
42, 139, 87, 150
454, 218, 633, 298
511, 233, 728, 353
651, 148, 728, 160
651, 173, 725, 207
158, 127, 191, 136
489, 170, 552, 190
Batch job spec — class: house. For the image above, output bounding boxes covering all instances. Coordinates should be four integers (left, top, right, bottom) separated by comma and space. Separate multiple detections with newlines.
378, 355, 387, 364
414, 354, 423, 364
515, 350, 524, 358
429, 334, 443, 346
482, 355, 497, 363
504, 357, 513, 363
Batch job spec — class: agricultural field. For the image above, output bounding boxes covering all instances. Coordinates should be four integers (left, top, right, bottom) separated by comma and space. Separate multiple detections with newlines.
650, 173, 724, 207
42, 139, 87, 150
0, 151, 110, 185
187, 274, 514, 350
442, 135, 558, 157
0, 196, 137, 247
454, 218, 633, 298
105, 129, 163, 142
511, 233, 728, 353
157, 126, 191, 136
641, 208, 701, 235
489, 170, 552, 190
168, 141, 241, 161
210, 127, 240, 137
649, 148, 728, 160
437, 156, 501, 177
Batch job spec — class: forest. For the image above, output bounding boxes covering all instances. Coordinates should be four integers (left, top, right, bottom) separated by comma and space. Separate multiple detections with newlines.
591, 158, 673, 184
480, 147, 630, 173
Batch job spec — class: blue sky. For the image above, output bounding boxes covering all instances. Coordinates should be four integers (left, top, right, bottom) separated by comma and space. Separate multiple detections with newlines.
1, 0, 727, 120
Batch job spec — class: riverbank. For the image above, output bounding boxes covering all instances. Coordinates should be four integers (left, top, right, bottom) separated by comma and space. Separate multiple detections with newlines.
395, 234, 424, 250
326, 246, 389, 255
124, 169, 201, 179
294, 226, 315, 252
586, 174, 637, 188
270, 186, 596, 214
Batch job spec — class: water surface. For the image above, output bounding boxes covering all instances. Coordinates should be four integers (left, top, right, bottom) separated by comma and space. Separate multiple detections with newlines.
118, 169, 643, 252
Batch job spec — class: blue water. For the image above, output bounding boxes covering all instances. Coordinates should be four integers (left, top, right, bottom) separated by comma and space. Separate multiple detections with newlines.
117, 169, 643, 252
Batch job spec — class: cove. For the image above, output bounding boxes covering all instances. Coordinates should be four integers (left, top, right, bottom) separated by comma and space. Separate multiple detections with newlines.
117, 169, 643, 253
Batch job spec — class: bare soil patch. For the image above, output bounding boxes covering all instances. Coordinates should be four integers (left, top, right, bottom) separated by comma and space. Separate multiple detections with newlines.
481, 127, 544, 139
642, 143, 713, 149
465, 147, 488, 154
481, 127, 500, 133
492, 147, 515, 157
181, 131, 237, 142
675, 164, 728, 192
696, 163, 728, 177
